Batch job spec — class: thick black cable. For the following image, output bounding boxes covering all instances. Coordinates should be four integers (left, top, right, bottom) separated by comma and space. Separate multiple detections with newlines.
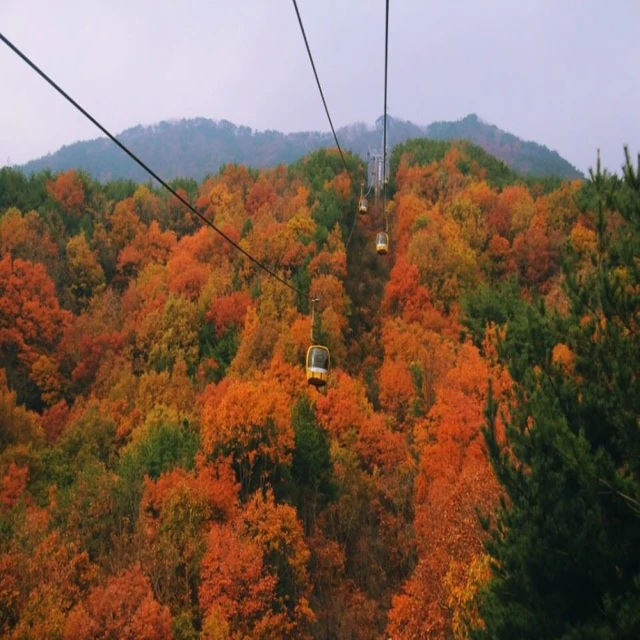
291, 0, 353, 183
0, 31, 309, 300
345, 197, 359, 248
382, 0, 390, 214
291, 0, 358, 249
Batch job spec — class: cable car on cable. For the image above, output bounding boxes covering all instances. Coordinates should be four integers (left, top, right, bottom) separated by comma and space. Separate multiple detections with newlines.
358, 197, 368, 214
306, 345, 330, 387
306, 297, 330, 387
376, 231, 389, 255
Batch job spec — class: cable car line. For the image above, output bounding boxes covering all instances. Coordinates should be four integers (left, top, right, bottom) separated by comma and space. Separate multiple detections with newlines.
291, 0, 353, 184
381, 0, 390, 214
344, 195, 359, 249
0, 31, 310, 301
342, 199, 359, 249
372, 0, 391, 258
291, 0, 362, 252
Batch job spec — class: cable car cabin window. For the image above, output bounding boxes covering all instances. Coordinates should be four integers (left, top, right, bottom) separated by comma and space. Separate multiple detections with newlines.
309, 347, 329, 370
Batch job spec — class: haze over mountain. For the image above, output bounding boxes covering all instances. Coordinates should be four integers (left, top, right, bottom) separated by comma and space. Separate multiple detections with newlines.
20, 114, 583, 183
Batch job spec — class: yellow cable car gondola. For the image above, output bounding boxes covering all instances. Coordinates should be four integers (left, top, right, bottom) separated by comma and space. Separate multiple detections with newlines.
306, 297, 330, 387
358, 181, 368, 215
306, 344, 330, 387
376, 231, 389, 255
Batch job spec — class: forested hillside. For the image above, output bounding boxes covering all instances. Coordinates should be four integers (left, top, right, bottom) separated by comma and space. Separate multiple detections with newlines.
0, 139, 637, 639
19, 114, 583, 183
426, 113, 584, 178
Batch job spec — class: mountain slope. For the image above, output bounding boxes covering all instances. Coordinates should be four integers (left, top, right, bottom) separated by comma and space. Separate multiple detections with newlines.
19, 114, 583, 182
426, 113, 582, 179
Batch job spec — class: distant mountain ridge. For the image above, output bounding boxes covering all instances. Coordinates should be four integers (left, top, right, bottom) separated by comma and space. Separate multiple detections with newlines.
424, 114, 582, 179
19, 113, 583, 182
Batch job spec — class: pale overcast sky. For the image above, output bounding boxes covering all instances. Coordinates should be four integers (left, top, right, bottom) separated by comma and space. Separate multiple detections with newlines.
1, 0, 639, 174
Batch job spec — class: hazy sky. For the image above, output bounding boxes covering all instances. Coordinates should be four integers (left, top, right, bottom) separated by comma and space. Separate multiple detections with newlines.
1, 0, 639, 174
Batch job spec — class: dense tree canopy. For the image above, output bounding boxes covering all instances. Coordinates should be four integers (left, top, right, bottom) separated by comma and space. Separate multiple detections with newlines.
0, 141, 636, 639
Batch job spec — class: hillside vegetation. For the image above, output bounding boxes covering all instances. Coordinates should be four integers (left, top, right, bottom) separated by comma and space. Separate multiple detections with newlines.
0, 139, 637, 639
19, 114, 583, 183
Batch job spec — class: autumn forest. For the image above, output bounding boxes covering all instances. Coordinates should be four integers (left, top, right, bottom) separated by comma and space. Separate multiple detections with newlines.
0, 139, 638, 638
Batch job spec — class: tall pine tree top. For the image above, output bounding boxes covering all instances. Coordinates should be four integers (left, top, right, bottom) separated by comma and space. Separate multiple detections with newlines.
475, 148, 640, 639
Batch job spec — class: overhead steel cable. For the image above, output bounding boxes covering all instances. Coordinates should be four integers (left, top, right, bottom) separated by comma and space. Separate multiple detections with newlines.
291, 0, 353, 182
0, 31, 309, 300
382, 0, 390, 215
291, 0, 359, 248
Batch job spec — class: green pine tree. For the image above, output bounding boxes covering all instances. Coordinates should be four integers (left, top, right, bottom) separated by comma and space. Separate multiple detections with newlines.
289, 396, 335, 532
474, 148, 640, 639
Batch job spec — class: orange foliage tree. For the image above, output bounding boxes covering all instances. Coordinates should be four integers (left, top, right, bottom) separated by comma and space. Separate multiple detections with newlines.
47, 170, 85, 215
201, 379, 293, 496
66, 234, 106, 308
0, 208, 58, 273
137, 457, 239, 610
65, 565, 172, 640
512, 213, 561, 290
199, 490, 313, 638
388, 342, 510, 638
486, 184, 534, 240
0, 256, 70, 401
